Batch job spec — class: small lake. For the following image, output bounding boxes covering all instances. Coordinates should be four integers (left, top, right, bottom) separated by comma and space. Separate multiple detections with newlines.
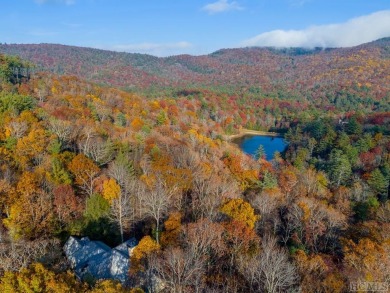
233, 135, 288, 160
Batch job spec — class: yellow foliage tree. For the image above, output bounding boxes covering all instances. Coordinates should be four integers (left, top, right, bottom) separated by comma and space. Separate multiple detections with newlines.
151, 151, 192, 192
130, 235, 160, 274
88, 280, 135, 293
0, 178, 12, 214
343, 238, 390, 282
0, 263, 86, 293
15, 128, 47, 168
160, 212, 182, 247
321, 273, 345, 293
3, 171, 53, 239
222, 154, 258, 190
293, 250, 331, 292
102, 178, 120, 203
130, 117, 144, 131
220, 198, 259, 230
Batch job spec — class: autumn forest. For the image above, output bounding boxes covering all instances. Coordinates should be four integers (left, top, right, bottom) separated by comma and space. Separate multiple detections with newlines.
0, 39, 389, 292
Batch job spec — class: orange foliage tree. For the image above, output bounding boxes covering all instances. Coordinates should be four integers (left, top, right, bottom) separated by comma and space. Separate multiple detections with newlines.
68, 154, 100, 196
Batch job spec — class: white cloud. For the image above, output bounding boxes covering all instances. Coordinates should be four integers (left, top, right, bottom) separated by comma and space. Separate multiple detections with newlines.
35, 0, 75, 5
202, 0, 244, 15
107, 41, 193, 57
241, 10, 390, 48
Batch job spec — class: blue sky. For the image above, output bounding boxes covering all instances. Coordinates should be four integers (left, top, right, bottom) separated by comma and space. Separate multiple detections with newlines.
1, 0, 390, 56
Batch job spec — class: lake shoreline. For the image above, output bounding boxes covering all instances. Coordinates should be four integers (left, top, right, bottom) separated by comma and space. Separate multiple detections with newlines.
232, 132, 288, 160
226, 129, 284, 141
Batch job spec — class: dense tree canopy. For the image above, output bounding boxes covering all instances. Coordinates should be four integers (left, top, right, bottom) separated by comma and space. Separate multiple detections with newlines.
0, 47, 389, 292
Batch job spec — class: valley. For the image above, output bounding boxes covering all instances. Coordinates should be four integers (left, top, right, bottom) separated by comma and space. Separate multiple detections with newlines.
0, 38, 389, 292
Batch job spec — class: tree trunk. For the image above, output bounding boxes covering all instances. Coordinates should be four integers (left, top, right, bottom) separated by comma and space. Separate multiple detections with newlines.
156, 218, 160, 244
119, 199, 124, 243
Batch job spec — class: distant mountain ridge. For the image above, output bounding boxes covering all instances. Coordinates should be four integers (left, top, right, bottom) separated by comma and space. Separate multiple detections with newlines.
0, 38, 389, 96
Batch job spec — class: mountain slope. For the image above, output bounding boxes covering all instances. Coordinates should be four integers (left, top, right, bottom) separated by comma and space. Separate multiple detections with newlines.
0, 39, 389, 99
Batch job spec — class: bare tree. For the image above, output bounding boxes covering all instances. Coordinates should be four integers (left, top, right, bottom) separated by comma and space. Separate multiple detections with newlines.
88, 137, 115, 166
108, 157, 137, 242
48, 119, 74, 147
151, 246, 205, 293
77, 124, 97, 155
191, 172, 239, 220
252, 189, 280, 234
184, 218, 226, 259
377, 201, 390, 223
257, 236, 299, 293
284, 198, 346, 253
109, 186, 133, 243
93, 100, 112, 122
8, 121, 28, 138
184, 219, 226, 292
0, 238, 61, 273
138, 179, 175, 244
34, 79, 49, 103
237, 253, 261, 293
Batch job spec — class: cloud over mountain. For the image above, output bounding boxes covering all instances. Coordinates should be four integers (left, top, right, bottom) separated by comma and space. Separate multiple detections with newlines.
202, 0, 244, 15
241, 10, 390, 48
107, 41, 193, 57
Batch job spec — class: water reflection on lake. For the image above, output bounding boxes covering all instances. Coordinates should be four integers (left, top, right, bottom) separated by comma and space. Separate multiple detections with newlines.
233, 135, 288, 160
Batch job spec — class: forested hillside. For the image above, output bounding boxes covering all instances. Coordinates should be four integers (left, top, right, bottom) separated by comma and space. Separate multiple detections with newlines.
0, 45, 389, 292
1, 39, 390, 102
